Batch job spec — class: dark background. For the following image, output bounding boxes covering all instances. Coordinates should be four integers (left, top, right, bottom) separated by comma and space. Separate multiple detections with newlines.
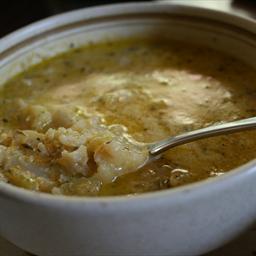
0, 0, 142, 37
0, 0, 147, 37
0, 0, 255, 38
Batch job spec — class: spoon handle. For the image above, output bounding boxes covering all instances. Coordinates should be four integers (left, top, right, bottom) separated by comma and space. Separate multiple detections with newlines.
149, 117, 256, 156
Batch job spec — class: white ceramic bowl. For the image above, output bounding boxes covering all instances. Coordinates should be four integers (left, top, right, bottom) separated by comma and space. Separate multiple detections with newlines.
0, 3, 256, 256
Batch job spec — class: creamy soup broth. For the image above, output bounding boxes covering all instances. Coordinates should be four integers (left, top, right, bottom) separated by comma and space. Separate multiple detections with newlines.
0, 37, 256, 196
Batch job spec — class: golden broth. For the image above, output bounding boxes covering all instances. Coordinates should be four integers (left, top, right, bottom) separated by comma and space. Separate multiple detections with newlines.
0, 37, 256, 196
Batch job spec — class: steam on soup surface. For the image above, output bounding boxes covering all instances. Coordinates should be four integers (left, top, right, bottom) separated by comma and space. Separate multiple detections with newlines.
0, 37, 255, 196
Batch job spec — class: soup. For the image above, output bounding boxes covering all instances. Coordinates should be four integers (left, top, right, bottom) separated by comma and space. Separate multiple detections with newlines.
0, 37, 255, 196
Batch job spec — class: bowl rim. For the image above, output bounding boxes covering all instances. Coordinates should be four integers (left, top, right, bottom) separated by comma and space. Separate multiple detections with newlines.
0, 2, 256, 205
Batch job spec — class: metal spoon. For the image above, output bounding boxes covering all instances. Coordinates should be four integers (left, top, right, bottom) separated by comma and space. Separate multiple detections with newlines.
147, 116, 256, 157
